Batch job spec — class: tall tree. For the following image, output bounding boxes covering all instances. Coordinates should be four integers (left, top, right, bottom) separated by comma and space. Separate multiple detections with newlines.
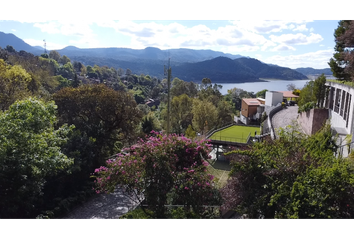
53, 84, 143, 166
0, 59, 32, 110
337, 20, 354, 81
59, 55, 71, 65
192, 98, 218, 135
328, 20, 352, 80
313, 74, 327, 108
170, 94, 193, 134
49, 50, 61, 62
0, 98, 73, 218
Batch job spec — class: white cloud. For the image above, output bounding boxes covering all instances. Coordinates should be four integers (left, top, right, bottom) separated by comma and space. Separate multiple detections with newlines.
261, 49, 334, 69
271, 44, 296, 51
293, 24, 308, 32
11, 29, 16, 32
270, 32, 323, 45
14, 20, 49, 24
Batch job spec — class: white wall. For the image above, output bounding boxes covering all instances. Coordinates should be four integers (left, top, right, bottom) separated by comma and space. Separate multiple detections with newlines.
265, 91, 283, 107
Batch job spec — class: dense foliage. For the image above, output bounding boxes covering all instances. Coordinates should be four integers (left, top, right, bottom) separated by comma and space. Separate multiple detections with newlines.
220, 124, 354, 218
0, 98, 73, 218
93, 133, 221, 218
329, 20, 353, 81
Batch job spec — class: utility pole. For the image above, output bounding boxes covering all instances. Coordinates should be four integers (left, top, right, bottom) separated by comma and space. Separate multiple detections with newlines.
164, 58, 172, 135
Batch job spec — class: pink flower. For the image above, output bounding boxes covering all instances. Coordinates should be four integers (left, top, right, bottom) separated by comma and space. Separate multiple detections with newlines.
184, 187, 189, 190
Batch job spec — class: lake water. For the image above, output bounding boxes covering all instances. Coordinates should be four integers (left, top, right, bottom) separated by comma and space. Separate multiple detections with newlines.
219, 79, 311, 95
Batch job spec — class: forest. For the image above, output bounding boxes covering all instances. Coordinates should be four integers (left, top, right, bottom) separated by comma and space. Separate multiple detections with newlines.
0, 45, 248, 218
1, 20, 354, 219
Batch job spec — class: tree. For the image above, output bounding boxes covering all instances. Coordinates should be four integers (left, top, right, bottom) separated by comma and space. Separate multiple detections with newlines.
117, 68, 124, 76
297, 80, 316, 108
5, 45, 16, 53
49, 50, 61, 62
141, 112, 161, 134
220, 124, 345, 219
58, 62, 75, 79
53, 84, 143, 167
313, 74, 327, 108
72, 73, 80, 88
328, 20, 352, 80
185, 124, 196, 139
59, 55, 71, 65
192, 99, 218, 135
169, 94, 193, 134
0, 98, 73, 218
337, 20, 354, 81
216, 100, 234, 127
287, 83, 296, 91
126, 68, 132, 75
73, 61, 84, 73
256, 89, 268, 98
93, 133, 221, 218
0, 59, 32, 111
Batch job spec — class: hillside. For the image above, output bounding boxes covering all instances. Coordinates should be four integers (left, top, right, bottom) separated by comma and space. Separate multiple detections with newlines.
234, 58, 308, 80
172, 57, 308, 83
0, 32, 41, 53
57, 46, 244, 63
295, 67, 333, 76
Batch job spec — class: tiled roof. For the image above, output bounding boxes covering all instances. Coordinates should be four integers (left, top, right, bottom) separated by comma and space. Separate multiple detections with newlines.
243, 98, 261, 106
277, 91, 299, 98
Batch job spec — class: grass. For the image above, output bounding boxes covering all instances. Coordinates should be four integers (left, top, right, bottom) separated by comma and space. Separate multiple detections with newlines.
327, 79, 354, 88
209, 125, 260, 143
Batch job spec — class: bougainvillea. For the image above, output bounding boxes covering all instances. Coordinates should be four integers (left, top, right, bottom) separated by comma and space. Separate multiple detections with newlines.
93, 131, 221, 218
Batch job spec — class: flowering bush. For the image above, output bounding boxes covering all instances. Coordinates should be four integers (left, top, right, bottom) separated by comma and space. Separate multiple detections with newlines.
93, 132, 221, 218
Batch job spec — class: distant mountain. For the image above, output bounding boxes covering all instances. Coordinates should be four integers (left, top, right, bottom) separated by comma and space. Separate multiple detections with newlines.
171, 57, 308, 83
234, 58, 308, 80
57, 46, 244, 63
34, 46, 45, 50
0, 31, 41, 53
0, 31, 309, 83
295, 67, 333, 76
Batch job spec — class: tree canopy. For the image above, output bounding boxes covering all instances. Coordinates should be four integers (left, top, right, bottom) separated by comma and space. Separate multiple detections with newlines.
0, 98, 73, 218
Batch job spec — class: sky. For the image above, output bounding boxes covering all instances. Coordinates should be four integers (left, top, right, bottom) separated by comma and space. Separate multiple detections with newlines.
0, 1, 352, 69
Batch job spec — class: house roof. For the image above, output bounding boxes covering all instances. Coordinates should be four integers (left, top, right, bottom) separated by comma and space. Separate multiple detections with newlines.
243, 98, 261, 106
277, 91, 299, 98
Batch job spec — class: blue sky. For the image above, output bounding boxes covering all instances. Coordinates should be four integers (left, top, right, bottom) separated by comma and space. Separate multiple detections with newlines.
0, 1, 351, 69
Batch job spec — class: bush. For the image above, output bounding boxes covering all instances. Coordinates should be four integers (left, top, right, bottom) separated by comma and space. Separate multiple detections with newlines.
298, 101, 316, 113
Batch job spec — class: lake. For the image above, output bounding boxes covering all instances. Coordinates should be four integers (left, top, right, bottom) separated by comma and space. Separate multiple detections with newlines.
218, 79, 311, 95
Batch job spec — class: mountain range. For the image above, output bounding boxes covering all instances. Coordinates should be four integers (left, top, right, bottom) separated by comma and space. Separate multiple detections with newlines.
0, 31, 334, 83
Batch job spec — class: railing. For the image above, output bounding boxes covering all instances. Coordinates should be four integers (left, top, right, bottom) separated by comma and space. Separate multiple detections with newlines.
336, 141, 354, 157
267, 103, 283, 140
205, 122, 235, 139
209, 133, 250, 144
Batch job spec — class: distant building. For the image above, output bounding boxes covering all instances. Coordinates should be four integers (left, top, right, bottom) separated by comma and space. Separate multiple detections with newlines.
240, 98, 263, 125
265, 91, 283, 107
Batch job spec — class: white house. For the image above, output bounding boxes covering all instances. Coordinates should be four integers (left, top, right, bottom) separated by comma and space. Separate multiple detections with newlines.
265, 91, 283, 107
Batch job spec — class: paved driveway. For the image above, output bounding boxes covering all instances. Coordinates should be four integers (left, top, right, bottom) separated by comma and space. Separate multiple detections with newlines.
271, 106, 300, 138
62, 187, 140, 219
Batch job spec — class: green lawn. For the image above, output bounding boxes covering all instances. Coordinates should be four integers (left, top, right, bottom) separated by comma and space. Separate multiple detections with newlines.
209, 125, 260, 143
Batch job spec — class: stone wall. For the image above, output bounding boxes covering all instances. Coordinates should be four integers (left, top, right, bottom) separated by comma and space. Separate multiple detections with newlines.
298, 108, 329, 135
